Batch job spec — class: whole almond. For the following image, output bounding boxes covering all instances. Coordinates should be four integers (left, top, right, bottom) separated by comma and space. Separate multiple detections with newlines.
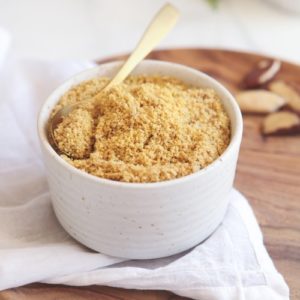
269, 80, 300, 113
241, 59, 281, 89
236, 90, 286, 114
262, 111, 300, 136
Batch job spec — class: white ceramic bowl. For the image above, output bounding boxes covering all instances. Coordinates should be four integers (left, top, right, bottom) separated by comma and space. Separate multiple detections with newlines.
38, 60, 243, 259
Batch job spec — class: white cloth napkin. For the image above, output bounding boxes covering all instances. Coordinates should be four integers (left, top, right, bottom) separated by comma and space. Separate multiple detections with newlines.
0, 31, 289, 299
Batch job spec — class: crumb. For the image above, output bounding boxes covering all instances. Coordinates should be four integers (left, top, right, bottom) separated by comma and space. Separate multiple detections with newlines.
51, 75, 230, 183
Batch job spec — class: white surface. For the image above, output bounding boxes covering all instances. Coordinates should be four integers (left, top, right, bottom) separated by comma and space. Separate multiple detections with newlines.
38, 60, 242, 259
266, 0, 300, 14
0, 18, 289, 299
0, 0, 299, 63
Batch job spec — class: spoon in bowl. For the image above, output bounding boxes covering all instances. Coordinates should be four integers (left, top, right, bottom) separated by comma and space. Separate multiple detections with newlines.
48, 3, 179, 158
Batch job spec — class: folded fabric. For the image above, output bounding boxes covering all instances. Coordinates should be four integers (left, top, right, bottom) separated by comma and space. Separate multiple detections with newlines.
0, 31, 289, 299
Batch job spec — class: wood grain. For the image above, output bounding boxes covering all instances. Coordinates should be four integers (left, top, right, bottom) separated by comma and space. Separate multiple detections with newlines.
1, 49, 299, 300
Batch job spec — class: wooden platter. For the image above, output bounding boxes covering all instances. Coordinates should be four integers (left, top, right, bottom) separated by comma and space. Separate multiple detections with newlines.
2, 49, 300, 299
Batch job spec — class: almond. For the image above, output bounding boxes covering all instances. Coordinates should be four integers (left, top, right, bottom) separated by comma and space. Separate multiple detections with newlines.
269, 80, 300, 113
236, 90, 286, 114
241, 59, 281, 89
262, 111, 300, 136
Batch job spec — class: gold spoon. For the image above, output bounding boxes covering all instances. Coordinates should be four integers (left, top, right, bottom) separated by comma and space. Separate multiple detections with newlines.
48, 3, 179, 157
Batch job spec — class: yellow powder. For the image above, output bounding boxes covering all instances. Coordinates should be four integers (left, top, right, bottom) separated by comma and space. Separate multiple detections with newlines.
51, 75, 231, 183
54, 108, 94, 159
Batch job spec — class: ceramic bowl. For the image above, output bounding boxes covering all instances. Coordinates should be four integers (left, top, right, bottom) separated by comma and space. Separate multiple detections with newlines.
38, 60, 243, 259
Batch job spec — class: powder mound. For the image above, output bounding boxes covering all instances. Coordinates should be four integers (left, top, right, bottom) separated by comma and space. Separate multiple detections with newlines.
54, 108, 94, 159
52, 75, 231, 183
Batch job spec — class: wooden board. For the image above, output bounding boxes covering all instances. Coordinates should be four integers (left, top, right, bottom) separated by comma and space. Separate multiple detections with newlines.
2, 49, 300, 299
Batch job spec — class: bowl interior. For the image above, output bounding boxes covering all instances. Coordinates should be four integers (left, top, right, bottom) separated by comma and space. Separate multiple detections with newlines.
38, 60, 243, 187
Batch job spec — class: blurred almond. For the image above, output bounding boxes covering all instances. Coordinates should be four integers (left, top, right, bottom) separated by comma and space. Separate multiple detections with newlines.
262, 111, 300, 136
269, 80, 300, 113
241, 59, 281, 89
236, 90, 286, 114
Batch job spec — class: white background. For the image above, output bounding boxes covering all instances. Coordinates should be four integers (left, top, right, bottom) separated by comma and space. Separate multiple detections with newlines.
0, 0, 299, 63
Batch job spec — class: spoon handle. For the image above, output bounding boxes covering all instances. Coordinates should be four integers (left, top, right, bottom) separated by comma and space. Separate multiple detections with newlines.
104, 3, 179, 90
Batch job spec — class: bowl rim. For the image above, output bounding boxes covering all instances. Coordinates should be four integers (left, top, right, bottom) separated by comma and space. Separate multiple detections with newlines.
37, 59, 243, 189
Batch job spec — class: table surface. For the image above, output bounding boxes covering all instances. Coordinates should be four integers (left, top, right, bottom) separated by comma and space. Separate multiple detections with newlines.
1, 48, 300, 299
